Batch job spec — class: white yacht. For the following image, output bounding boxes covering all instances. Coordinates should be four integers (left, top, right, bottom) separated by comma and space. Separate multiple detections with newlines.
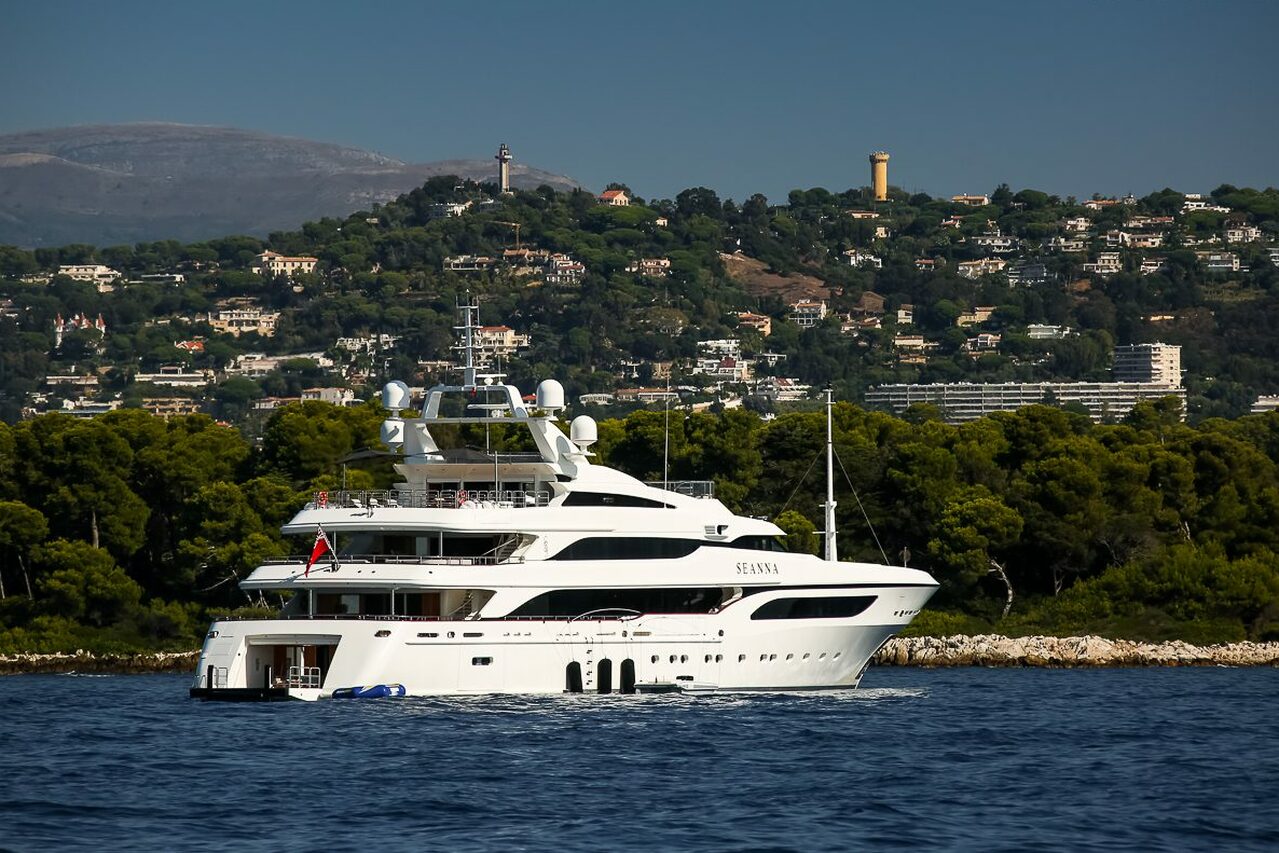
190, 305, 937, 700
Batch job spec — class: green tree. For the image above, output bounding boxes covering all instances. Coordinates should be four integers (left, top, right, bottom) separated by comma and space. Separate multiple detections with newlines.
33, 539, 142, 627
0, 501, 48, 600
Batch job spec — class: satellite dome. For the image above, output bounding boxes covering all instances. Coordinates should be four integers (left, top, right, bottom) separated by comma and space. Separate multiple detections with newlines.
382, 380, 411, 411
570, 415, 598, 449
536, 379, 565, 410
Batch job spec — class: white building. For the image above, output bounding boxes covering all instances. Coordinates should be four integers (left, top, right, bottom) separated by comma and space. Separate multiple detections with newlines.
473, 325, 531, 362
956, 258, 1007, 279
254, 251, 319, 278
1026, 324, 1072, 340
302, 387, 358, 406
57, 264, 121, 285
1225, 224, 1263, 243
336, 334, 399, 354
1197, 251, 1240, 273
864, 381, 1185, 423
1082, 252, 1122, 276
753, 377, 811, 402
208, 306, 280, 337
842, 249, 883, 269
1112, 343, 1182, 385
789, 300, 828, 328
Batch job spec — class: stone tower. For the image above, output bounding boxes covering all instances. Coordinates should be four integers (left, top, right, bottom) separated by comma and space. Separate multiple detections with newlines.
870, 151, 890, 201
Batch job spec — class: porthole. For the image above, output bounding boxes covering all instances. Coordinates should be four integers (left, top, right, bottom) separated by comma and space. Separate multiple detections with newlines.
704, 654, 712, 663
802, 652, 810, 660
786, 653, 794, 661
715, 654, 722, 663
669, 655, 677, 663
651, 655, 659, 664
819, 652, 826, 660
760, 654, 767, 662
738, 654, 746, 663
680, 655, 688, 663
769, 654, 777, 661
834, 652, 842, 659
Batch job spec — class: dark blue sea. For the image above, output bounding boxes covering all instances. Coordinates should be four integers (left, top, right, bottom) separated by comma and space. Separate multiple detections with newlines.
1, 668, 1276, 852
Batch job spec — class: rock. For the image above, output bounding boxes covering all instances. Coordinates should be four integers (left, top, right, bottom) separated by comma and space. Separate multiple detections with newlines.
871, 635, 1279, 668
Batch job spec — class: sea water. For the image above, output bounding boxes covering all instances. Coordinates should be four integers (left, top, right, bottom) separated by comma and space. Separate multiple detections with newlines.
0, 667, 1276, 852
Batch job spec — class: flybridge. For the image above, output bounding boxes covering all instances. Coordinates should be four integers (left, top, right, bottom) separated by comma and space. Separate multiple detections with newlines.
378, 298, 601, 479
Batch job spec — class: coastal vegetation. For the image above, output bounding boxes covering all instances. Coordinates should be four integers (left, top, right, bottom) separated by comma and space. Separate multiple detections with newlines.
1, 398, 1278, 653
3, 176, 1279, 653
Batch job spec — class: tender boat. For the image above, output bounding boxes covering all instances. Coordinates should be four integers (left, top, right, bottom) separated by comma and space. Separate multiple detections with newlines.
190, 301, 937, 700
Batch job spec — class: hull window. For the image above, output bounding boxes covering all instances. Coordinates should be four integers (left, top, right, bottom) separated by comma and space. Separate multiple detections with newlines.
750, 595, 878, 620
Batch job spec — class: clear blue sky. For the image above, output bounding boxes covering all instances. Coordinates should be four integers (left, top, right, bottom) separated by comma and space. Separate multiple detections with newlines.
2, 0, 1275, 203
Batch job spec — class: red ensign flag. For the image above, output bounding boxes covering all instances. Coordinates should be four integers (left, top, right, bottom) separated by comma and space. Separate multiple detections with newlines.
305, 527, 333, 577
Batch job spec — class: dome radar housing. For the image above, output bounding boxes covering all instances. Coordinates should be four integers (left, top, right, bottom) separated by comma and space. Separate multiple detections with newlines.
536, 379, 565, 412
570, 415, 598, 451
382, 380, 411, 412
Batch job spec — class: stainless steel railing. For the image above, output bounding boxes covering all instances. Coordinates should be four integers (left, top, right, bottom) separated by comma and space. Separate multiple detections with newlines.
262, 553, 524, 566
309, 489, 551, 510
645, 480, 716, 498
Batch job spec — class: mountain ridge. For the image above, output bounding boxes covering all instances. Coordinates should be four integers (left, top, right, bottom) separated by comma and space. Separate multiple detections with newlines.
0, 123, 581, 246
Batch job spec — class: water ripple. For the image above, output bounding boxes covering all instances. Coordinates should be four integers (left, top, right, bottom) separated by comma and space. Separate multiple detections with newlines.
1, 669, 1277, 851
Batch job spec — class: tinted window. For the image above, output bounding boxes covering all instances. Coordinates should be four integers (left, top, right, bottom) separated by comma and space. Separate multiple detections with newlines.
750, 595, 877, 620
729, 535, 787, 552
552, 537, 699, 560
507, 587, 727, 618
563, 492, 671, 508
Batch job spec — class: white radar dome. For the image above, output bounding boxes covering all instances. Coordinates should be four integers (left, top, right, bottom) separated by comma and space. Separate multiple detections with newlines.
380, 418, 404, 448
536, 379, 565, 410
570, 415, 598, 449
382, 380, 411, 411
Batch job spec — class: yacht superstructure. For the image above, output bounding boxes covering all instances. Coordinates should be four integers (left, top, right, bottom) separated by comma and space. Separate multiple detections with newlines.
190, 303, 937, 700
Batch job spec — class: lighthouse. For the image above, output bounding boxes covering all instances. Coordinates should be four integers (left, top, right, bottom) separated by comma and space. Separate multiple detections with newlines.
496, 143, 512, 194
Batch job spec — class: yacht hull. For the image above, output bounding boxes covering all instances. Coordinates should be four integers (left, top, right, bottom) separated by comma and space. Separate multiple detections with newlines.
190, 583, 935, 700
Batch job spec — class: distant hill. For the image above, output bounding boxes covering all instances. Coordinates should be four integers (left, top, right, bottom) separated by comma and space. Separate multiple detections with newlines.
0, 123, 581, 247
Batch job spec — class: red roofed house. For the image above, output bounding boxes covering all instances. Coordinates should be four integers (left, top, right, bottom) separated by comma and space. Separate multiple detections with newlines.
598, 189, 631, 207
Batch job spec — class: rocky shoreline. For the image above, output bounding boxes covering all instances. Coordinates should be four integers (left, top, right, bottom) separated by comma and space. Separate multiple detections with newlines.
2, 635, 1279, 675
0, 650, 200, 675
873, 634, 1279, 668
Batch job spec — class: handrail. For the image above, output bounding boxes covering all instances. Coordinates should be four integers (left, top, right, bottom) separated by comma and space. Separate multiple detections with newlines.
211, 613, 643, 623
569, 607, 643, 623
287, 665, 321, 688
309, 489, 551, 510
262, 553, 524, 566
645, 480, 716, 498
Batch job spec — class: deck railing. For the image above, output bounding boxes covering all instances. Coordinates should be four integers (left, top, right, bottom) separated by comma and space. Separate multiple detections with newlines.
213, 613, 644, 623
646, 480, 716, 498
263, 553, 523, 567
309, 489, 551, 510
287, 665, 322, 688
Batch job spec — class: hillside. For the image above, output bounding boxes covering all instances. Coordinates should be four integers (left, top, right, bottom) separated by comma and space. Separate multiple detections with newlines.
0, 124, 581, 247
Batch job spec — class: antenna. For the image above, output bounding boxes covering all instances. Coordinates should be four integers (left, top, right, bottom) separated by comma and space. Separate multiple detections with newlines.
663, 374, 671, 490
824, 388, 838, 562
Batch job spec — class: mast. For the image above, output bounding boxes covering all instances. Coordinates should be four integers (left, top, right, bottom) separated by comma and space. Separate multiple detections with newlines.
454, 292, 479, 389
824, 388, 838, 562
